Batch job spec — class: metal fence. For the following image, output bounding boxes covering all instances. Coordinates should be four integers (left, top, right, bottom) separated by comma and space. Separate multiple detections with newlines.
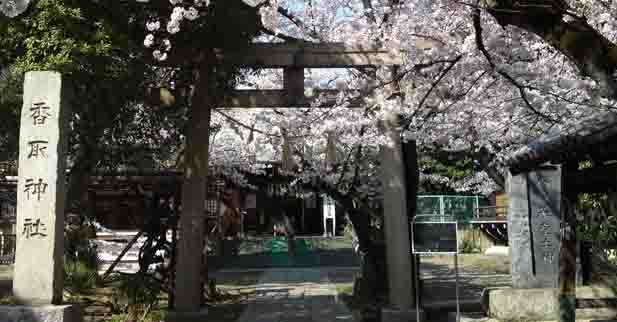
417, 195, 490, 219
0, 191, 16, 220
0, 234, 15, 264
475, 205, 508, 219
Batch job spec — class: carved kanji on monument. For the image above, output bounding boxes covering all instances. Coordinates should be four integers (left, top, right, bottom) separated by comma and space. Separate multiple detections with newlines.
508, 167, 561, 289
14, 71, 69, 305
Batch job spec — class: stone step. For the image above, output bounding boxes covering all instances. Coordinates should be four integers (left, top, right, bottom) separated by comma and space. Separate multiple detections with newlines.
446, 312, 488, 322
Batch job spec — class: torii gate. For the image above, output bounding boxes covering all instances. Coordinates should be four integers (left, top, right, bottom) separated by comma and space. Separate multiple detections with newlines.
0, 2, 414, 319
170, 42, 417, 320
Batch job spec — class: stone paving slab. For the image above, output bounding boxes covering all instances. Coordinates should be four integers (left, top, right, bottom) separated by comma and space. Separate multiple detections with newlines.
228, 268, 355, 322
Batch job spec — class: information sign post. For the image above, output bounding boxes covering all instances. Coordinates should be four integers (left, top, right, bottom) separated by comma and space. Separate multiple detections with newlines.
411, 215, 460, 322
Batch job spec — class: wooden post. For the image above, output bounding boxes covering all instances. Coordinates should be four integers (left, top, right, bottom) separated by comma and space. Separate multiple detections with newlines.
284, 67, 304, 99
403, 138, 420, 298
281, 129, 293, 171
379, 65, 416, 311
326, 132, 338, 165
173, 64, 213, 313
380, 112, 414, 309
559, 163, 577, 322
168, 183, 181, 310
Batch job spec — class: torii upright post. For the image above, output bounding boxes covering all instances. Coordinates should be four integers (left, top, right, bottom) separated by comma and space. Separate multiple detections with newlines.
379, 66, 418, 320
380, 112, 414, 308
169, 64, 212, 320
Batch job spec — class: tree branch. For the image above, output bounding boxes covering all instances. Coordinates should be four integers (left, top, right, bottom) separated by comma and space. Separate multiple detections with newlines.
259, 27, 312, 43
483, 0, 617, 99
473, 5, 558, 124
277, 6, 323, 41
407, 55, 462, 125
215, 109, 281, 138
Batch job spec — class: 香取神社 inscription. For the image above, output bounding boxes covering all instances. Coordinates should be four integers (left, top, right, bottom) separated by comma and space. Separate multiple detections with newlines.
22, 218, 48, 239
23, 178, 48, 201
30, 101, 52, 125
13, 71, 69, 305
27, 140, 49, 159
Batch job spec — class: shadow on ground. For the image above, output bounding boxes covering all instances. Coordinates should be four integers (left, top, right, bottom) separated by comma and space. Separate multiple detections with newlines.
209, 249, 361, 270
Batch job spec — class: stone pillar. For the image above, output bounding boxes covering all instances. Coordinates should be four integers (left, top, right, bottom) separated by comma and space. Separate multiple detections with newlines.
13, 71, 69, 305
507, 167, 561, 289
171, 65, 212, 316
380, 113, 414, 309
558, 163, 577, 322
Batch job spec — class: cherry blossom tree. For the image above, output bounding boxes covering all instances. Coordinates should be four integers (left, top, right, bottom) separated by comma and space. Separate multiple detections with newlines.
192, 0, 617, 197
6, 0, 617, 314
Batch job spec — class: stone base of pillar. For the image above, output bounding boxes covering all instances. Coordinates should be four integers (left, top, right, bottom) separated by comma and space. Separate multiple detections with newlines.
0, 304, 83, 322
446, 311, 489, 322
381, 307, 425, 322
165, 308, 209, 322
485, 287, 617, 321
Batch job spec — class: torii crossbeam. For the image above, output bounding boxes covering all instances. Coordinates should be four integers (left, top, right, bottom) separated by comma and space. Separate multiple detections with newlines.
221, 43, 404, 108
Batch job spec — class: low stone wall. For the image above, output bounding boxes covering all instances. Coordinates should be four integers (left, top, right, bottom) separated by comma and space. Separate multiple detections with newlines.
485, 287, 617, 321
0, 304, 83, 322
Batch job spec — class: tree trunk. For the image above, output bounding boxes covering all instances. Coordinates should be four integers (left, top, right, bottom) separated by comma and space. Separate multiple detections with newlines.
476, 146, 505, 190
348, 207, 381, 304
300, 178, 382, 302
66, 145, 98, 213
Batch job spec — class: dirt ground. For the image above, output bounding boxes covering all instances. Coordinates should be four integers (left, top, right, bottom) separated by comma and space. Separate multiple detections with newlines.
0, 254, 514, 322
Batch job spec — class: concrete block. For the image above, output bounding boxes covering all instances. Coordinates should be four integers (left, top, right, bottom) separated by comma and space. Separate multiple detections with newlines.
484, 246, 508, 256
488, 288, 557, 320
577, 286, 617, 299
0, 304, 83, 322
486, 287, 617, 321
577, 308, 617, 320
165, 308, 209, 322
381, 307, 425, 322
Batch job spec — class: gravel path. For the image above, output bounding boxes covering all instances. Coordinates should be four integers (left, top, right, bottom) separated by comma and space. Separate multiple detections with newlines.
214, 268, 355, 322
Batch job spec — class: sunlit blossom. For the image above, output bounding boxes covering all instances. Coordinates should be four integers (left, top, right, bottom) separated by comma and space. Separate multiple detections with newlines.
184, 7, 199, 21
146, 20, 160, 32
153, 49, 168, 61
143, 34, 154, 48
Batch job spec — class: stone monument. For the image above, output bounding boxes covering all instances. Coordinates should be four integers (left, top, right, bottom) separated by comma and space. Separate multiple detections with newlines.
0, 71, 82, 322
508, 167, 561, 288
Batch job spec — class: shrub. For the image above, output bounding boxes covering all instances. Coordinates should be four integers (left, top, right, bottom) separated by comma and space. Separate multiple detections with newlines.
459, 236, 480, 254
64, 259, 99, 295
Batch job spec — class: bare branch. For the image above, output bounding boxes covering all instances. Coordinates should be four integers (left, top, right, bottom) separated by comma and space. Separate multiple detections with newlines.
259, 27, 313, 43
277, 6, 323, 40
409, 55, 463, 122
215, 109, 280, 138
472, 5, 558, 124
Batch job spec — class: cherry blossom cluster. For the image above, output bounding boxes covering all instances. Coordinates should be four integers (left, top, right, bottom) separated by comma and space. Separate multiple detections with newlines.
143, 0, 206, 61
259, 0, 280, 34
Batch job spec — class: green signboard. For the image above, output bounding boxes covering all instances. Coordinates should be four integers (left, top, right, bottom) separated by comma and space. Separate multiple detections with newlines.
412, 216, 458, 254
